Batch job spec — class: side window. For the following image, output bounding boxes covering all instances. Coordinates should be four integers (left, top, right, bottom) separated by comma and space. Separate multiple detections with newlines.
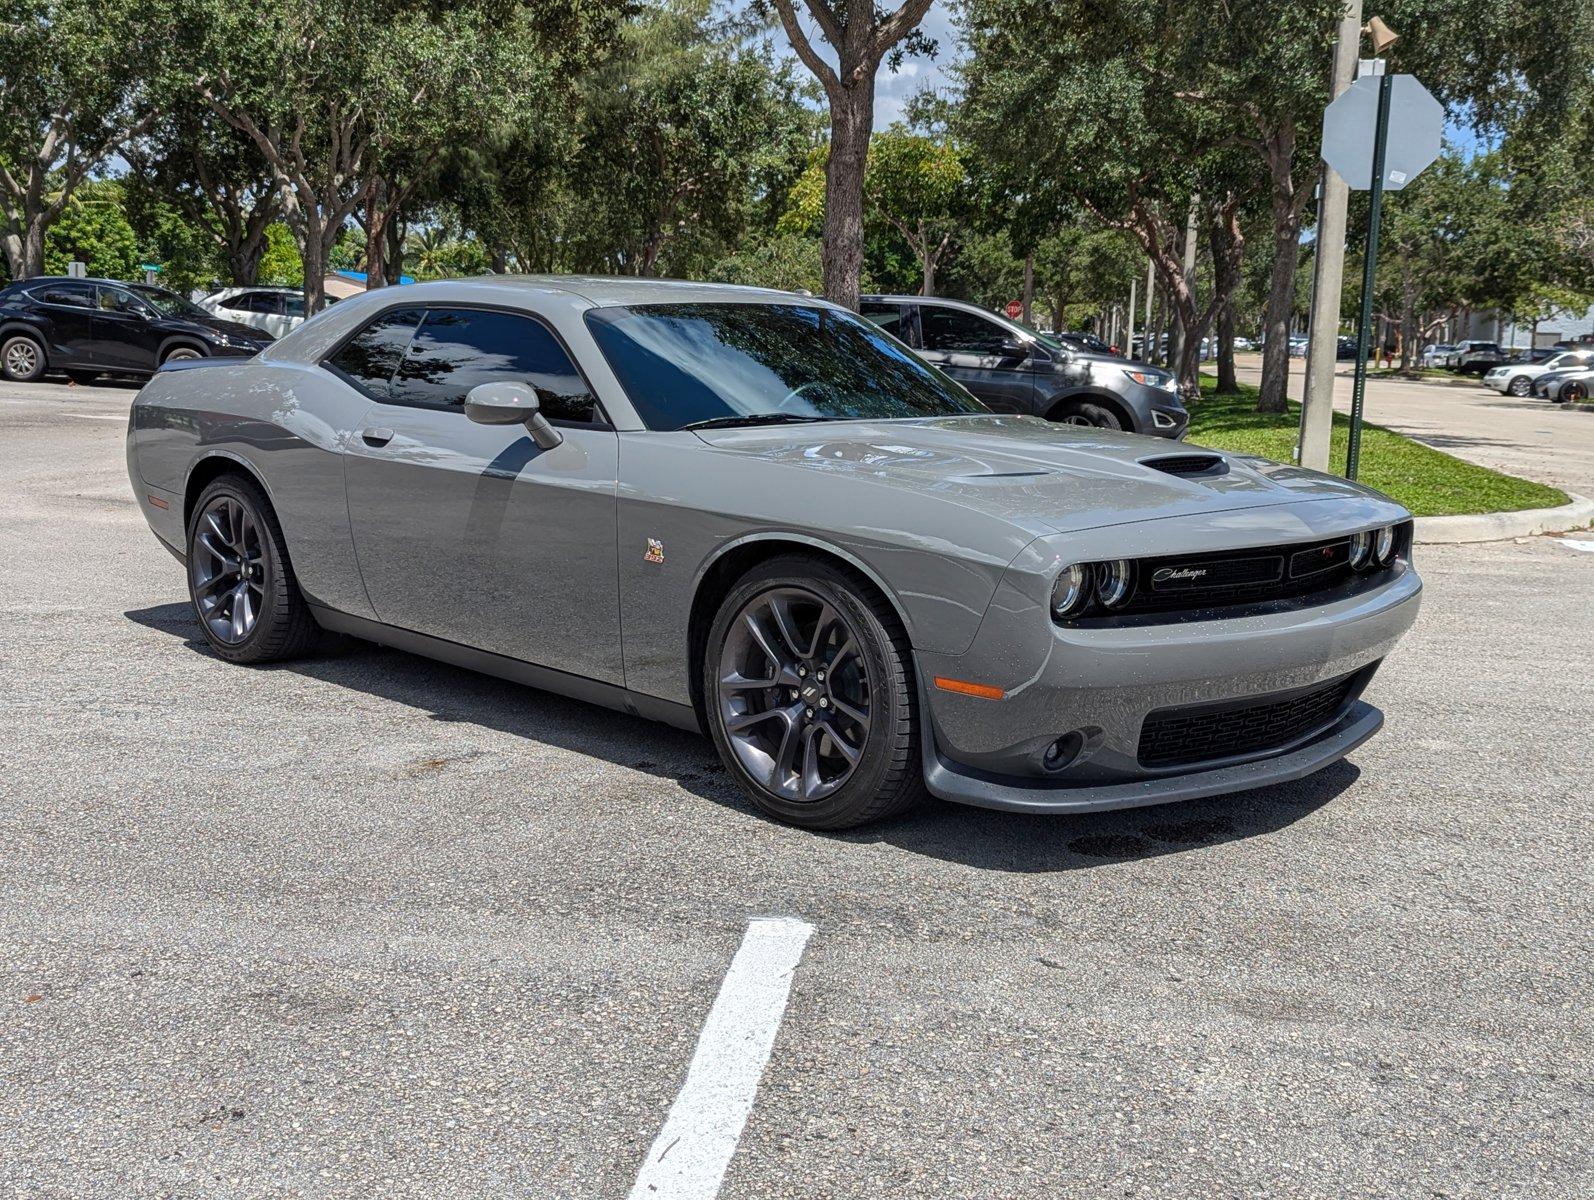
860, 302, 910, 340
389, 307, 599, 424
920, 306, 1009, 354
234, 292, 278, 314
325, 308, 424, 401
97, 286, 146, 314
281, 295, 306, 318
33, 283, 95, 309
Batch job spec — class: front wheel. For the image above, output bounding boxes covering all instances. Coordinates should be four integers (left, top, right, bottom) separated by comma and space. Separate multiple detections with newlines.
186, 474, 320, 664
705, 556, 924, 830
163, 346, 204, 364
1561, 380, 1588, 403
1507, 375, 1532, 397
1, 334, 46, 382
1051, 399, 1124, 430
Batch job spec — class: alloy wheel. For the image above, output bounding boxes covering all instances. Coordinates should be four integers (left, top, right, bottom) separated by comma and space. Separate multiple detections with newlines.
4, 340, 39, 378
166, 348, 202, 362
717, 586, 872, 803
1509, 376, 1531, 396
191, 496, 266, 644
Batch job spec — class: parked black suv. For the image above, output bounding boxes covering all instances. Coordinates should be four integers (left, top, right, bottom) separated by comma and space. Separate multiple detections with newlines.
0, 277, 272, 383
861, 295, 1187, 437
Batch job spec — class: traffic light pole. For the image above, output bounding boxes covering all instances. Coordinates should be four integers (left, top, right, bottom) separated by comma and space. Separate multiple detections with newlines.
1346, 63, 1393, 482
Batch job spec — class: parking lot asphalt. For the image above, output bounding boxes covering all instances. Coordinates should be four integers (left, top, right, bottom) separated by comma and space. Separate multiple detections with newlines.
3, 377, 1591, 1199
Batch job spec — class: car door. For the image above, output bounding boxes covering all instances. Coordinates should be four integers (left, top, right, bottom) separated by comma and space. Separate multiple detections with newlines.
92, 284, 161, 371
27, 281, 98, 364
915, 303, 1039, 412
277, 292, 307, 336
338, 304, 623, 684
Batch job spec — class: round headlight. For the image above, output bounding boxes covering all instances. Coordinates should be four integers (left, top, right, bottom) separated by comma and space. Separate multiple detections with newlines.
1348, 530, 1373, 570
1051, 564, 1090, 618
1374, 525, 1396, 565
1095, 559, 1134, 609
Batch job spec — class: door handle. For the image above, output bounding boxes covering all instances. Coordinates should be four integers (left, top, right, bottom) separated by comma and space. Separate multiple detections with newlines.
361, 426, 394, 447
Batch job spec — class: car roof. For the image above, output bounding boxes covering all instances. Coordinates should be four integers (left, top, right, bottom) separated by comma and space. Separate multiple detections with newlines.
468, 275, 817, 307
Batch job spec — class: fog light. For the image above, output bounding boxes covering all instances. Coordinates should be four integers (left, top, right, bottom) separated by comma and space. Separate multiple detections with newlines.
1373, 524, 1396, 565
1043, 731, 1085, 772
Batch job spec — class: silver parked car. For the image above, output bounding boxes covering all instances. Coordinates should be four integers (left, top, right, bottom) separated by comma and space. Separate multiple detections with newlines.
126, 277, 1422, 830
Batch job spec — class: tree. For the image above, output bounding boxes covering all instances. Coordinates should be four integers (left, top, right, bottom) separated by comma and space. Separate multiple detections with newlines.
959, 0, 1256, 398
864, 127, 965, 295
42, 178, 138, 279
0, 0, 171, 277
125, 102, 281, 285
564, 0, 810, 277
766, 0, 937, 310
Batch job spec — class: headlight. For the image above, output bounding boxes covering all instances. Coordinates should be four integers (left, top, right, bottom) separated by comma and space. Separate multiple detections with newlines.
1124, 369, 1175, 391
1051, 565, 1091, 618
1348, 530, 1373, 570
1373, 525, 1396, 565
1095, 559, 1134, 609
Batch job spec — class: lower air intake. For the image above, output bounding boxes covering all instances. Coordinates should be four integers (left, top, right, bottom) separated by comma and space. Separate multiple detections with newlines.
1137, 671, 1363, 769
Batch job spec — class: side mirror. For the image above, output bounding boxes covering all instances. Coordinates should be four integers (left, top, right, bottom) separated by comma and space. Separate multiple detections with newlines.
998, 338, 1029, 359
464, 381, 563, 450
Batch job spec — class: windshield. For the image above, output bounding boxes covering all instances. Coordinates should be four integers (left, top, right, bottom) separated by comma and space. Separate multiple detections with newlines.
129, 284, 210, 318
584, 303, 986, 431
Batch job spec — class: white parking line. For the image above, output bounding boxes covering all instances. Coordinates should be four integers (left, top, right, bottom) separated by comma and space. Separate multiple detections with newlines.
627, 916, 815, 1200
60, 413, 125, 421
1558, 538, 1594, 553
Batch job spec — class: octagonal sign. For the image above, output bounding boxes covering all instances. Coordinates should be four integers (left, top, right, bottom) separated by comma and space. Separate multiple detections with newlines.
1321, 73, 1443, 191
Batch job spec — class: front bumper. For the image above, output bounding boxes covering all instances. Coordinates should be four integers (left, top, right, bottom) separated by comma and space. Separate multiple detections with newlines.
923, 700, 1383, 813
914, 502, 1421, 814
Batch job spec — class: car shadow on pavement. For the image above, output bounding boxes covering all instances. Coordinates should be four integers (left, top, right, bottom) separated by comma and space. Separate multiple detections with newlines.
126, 601, 1357, 872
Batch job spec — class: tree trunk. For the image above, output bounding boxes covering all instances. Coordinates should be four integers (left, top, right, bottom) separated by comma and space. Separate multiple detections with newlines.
1021, 252, 1034, 324
821, 80, 875, 312
1216, 296, 1238, 393
1257, 218, 1300, 412
6, 218, 48, 279
363, 178, 389, 291
920, 235, 935, 296
385, 215, 404, 285
299, 215, 326, 315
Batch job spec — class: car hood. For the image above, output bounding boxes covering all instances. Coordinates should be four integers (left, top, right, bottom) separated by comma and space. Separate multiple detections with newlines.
691, 414, 1387, 536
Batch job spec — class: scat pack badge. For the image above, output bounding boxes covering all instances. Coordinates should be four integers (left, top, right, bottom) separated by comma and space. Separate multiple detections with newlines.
644, 537, 665, 565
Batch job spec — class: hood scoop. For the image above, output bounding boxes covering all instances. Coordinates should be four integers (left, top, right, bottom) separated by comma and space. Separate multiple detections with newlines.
1140, 452, 1229, 478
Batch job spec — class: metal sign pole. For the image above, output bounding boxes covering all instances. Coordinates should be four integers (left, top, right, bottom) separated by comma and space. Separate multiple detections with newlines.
1346, 65, 1393, 482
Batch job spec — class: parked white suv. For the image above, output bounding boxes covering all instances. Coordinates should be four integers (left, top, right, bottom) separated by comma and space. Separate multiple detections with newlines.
1484, 349, 1594, 396
198, 287, 309, 340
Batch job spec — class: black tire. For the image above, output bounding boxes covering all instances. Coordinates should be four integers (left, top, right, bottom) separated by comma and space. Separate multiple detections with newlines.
1052, 399, 1124, 430
704, 555, 925, 830
1561, 380, 1588, 403
1, 333, 47, 382
1507, 375, 1532, 397
185, 473, 320, 664
163, 345, 205, 365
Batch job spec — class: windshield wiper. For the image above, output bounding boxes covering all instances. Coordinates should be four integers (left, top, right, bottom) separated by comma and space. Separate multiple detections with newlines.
678, 414, 838, 431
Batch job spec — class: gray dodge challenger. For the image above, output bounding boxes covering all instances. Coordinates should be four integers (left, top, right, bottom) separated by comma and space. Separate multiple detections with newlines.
126, 277, 1422, 830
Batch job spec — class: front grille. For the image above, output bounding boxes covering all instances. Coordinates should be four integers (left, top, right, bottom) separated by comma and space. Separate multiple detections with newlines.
1137, 672, 1361, 769
1108, 528, 1406, 617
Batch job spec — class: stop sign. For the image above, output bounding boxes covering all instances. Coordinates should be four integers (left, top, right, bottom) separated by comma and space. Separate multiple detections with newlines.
1004, 300, 1022, 319
1321, 73, 1443, 191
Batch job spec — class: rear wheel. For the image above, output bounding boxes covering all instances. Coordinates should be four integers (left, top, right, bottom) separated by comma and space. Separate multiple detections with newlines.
1, 334, 46, 382
1052, 399, 1124, 430
704, 556, 924, 830
186, 474, 319, 664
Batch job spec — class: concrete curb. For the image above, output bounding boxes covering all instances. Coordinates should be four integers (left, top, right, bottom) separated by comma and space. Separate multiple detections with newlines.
1414, 492, 1594, 544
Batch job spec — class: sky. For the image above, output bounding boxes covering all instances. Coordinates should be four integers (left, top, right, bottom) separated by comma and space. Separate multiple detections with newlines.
766, 3, 961, 127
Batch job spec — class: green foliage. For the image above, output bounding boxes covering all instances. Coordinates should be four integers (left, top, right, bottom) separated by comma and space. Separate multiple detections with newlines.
709, 233, 823, 293
257, 224, 303, 286
43, 179, 139, 278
